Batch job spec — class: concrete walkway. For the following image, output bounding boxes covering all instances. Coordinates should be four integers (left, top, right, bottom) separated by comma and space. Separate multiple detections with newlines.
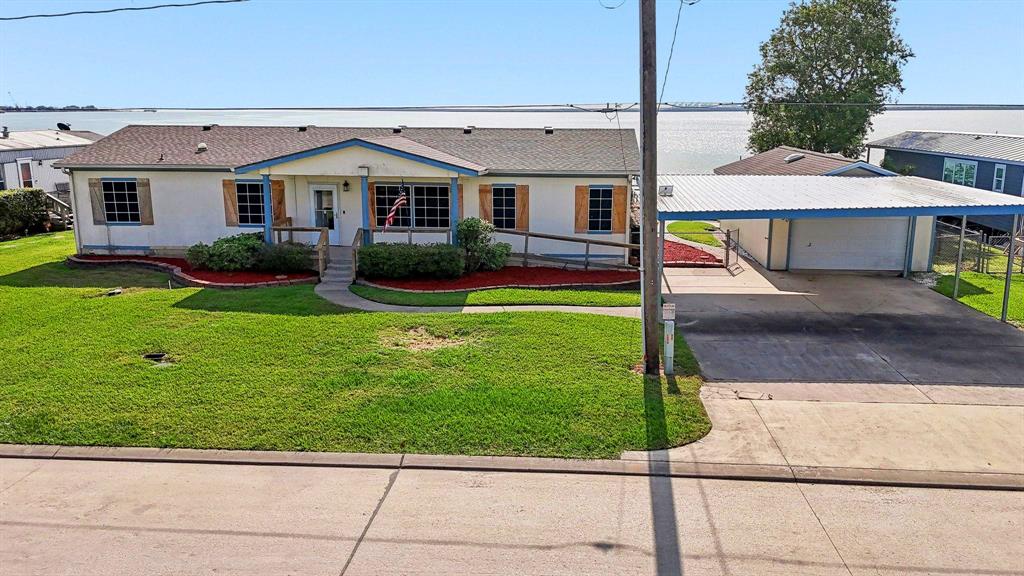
3, 458, 1021, 575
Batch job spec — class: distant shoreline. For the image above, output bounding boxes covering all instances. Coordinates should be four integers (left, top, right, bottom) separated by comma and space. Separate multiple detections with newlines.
3, 104, 1022, 114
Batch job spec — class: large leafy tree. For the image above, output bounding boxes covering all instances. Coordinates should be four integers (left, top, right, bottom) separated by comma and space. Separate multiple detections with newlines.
745, 0, 913, 157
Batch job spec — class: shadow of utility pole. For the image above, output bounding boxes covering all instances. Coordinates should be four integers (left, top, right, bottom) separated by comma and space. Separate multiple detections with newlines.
645, 373, 683, 576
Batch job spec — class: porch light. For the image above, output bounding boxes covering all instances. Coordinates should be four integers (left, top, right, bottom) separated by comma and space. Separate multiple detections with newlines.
343, 180, 350, 192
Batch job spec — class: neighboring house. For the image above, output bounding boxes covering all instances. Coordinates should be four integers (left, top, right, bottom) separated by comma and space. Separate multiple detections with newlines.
709, 147, 928, 273
0, 127, 103, 202
55, 125, 639, 261
867, 131, 1024, 233
714, 145, 894, 177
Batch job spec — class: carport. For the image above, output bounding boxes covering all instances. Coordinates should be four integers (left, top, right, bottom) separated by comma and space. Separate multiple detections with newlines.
656, 174, 1024, 385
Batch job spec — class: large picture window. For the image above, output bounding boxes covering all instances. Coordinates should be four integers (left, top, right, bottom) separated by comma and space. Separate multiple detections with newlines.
102, 179, 141, 223
374, 183, 450, 229
236, 181, 265, 226
492, 186, 516, 229
942, 158, 978, 187
588, 186, 613, 232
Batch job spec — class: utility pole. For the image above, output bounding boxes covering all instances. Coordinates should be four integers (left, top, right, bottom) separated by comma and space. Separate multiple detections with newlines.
639, 0, 660, 374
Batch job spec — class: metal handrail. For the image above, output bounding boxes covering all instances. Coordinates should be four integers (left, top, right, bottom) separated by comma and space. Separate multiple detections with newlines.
494, 228, 637, 270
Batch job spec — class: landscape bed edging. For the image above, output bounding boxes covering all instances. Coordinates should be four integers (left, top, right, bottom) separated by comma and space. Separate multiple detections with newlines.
66, 255, 319, 289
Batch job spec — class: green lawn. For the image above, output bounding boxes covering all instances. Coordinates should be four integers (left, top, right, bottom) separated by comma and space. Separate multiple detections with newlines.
665, 220, 721, 247
934, 271, 1023, 326
350, 283, 640, 307
0, 233, 708, 458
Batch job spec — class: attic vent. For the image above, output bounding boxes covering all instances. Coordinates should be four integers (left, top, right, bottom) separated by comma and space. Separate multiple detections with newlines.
393, 126, 402, 134
544, 126, 554, 135
196, 142, 208, 153
974, 135, 983, 140
298, 126, 307, 132
463, 126, 474, 134
202, 124, 218, 131
783, 153, 805, 163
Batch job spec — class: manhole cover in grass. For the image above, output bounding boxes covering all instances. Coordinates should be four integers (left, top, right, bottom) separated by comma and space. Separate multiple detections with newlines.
380, 327, 469, 351
143, 352, 176, 367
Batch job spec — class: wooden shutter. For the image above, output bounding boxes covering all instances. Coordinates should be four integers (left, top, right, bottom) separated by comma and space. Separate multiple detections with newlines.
136, 178, 154, 225
515, 184, 529, 231
611, 185, 627, 233
88, 178, 106, 225
222, 179, 238, 226
574, 185, 589, 233
367, 181, 376, 229
271, 179, 286, 225
478, 184, 492, 223
457, 184, 464, 220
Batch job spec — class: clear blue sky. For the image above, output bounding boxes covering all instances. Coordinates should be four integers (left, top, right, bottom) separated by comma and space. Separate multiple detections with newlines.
1, 0, 1022, 107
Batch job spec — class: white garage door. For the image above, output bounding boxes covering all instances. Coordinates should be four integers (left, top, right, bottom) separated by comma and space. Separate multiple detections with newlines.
788, 217, 909, 271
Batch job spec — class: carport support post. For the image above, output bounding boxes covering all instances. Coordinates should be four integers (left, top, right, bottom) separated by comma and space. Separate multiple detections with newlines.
953, 216, 967, 299
1002, 214, 1020, 323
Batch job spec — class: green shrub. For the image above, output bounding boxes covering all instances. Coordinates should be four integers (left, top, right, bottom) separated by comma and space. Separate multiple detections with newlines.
357, 243, 465, 279
257, 242, 314, 273
0, 188, 47, 238
185, 242, 211, 269
480, 242, 512, 271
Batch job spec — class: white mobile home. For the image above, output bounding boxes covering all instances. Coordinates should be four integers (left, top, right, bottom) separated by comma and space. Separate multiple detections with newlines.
57, 125, 639, 262
0, 127, 102, 200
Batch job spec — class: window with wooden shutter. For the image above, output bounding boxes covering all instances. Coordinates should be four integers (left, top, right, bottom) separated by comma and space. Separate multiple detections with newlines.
515, 184, 530, 231
89, 178, 106, 225
271, 180, 286, 224
136, 178, 154, 225
222, 179, 239, 226
478, 184, 493, 223
611, 185, 627, 233
574, 185, 589, 233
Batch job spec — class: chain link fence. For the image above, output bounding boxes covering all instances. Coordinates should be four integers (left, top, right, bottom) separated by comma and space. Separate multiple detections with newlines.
933, 220, 1023, 277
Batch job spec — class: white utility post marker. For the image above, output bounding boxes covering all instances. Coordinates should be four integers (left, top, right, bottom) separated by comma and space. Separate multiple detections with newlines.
663, 302, 676, 375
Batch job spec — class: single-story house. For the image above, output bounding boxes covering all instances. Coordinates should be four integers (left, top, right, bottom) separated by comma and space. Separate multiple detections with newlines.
0, 127, 103, 201
56, 125, 640, 262
866, 131, 1024, 234
658, 174, 1024, 274
714, 145, 895, 177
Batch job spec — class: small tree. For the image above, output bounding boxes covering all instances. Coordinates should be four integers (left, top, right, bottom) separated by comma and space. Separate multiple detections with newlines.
745, 0, 913, 157
456, 218, 511, 273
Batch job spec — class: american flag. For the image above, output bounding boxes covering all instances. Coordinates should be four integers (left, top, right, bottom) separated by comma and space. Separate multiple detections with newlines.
383, 185, 407, 231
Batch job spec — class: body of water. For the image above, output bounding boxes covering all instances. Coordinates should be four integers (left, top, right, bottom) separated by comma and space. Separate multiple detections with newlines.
3, 108, 1022, 173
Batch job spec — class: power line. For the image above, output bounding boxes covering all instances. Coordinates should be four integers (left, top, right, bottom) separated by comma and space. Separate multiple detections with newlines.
658, 0, 701, 110
0, 0, 247, 21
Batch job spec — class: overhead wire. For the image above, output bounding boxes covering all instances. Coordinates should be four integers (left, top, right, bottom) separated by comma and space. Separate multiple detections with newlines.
0, 0, 247, 21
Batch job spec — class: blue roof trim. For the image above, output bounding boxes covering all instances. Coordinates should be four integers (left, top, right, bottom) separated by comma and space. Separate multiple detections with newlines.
658, 204, 1024, 221
234, 139, 481, 175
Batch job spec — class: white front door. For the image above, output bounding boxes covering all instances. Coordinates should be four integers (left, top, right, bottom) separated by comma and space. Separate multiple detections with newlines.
310, 184, 341, 245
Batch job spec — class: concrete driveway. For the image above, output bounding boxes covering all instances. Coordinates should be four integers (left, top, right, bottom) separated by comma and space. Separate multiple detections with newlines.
663, 262, 1024, 385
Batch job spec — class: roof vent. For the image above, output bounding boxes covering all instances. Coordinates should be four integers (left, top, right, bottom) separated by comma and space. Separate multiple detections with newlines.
783, 153, 805, 163
658, 185, 674, 197
544, 126, 554, 135
202, 124, 215, 131
393, 126, 402, 134
463, 125, 474, 134
974, 135, 983, 140
196, 142, 208, 153
1, 126, 7, 139
298, 126, 308, 132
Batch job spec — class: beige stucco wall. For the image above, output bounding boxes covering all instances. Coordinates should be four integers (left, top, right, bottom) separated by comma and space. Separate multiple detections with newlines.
911, 216, 936, 272
719, 218, 771, 267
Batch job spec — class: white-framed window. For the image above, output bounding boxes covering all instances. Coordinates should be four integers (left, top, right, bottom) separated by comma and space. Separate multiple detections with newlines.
374, 184, 411, 228
235, 181, 265, 226
492, 185, 516, 229
17, 158, 33, 188
102, 179, 141, 223
588, 186, 613, 232
942, 158, 978, 187
993, 163, 1007, 193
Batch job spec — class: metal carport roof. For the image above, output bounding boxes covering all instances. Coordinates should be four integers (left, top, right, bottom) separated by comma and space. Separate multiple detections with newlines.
656, 174, 1024, 220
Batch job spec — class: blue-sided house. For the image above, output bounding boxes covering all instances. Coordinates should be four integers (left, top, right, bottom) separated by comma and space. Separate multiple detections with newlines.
867, 131, 1024, 234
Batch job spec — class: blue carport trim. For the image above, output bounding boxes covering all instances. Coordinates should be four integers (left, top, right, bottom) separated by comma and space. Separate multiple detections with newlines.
657, 205, 1024, 221
233, 139, 481, 176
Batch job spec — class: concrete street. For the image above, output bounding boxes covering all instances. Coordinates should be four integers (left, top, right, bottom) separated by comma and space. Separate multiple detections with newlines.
2, 458, 1022, 576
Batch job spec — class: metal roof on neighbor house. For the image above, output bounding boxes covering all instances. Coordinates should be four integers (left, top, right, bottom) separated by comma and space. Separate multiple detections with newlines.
656, 174, 1024, 220
56, 125, 640, 175
867, 131, 1024, 164
713, 146, 857, 175
0, 130, 103, 151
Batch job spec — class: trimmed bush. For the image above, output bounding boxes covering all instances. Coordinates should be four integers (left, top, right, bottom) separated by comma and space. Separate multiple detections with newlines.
257, 242, 314, 273
357, 243, 465, 279
480, 242, 512, 271
185, 242, 211, 269
0, 188, 47, 238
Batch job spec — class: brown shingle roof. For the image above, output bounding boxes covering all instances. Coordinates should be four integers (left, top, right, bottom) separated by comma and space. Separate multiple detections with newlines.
56, 125, 639, 174
713, 146, 855, 176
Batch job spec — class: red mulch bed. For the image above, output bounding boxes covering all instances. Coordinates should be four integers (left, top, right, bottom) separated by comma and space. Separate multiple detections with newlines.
369, 266, 640, 292
75, 255, 318, 284
663, 239, 722, 266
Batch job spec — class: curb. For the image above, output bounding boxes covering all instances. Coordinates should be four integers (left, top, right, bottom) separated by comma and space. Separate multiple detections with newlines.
67, 256, 319, 289
355, 278, 640, 294
3, 444, 1020, 491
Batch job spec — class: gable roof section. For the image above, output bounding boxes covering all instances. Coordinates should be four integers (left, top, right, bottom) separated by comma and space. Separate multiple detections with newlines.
714, 146, 857, 175
867, 131, 1024, 164
56, 125, 640, 175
